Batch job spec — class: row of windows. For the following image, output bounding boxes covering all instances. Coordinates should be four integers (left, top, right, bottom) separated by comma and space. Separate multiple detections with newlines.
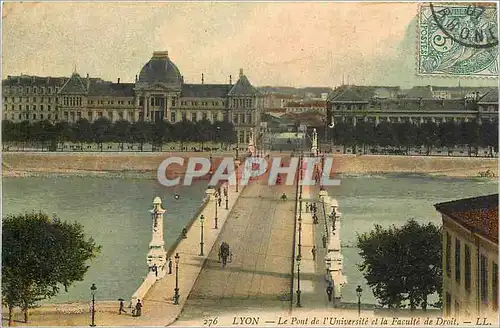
3, 96, 57, 103
231, 98, 253, 109
61, 111, 136, 121
180, 100, 223, 107
3, 86, 60, 95
170, 111, 219, 122
63, 96, 82, 107
334, 104, 498, 112
233, 113, 253, 124
445, 231, 498, 310
337, 116, 498, 124
7, 110, 137, 122
4, 104, 54, 111
14, 113, 58, 121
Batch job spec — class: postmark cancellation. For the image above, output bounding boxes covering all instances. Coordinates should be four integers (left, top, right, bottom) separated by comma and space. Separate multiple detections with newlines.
418, 2, 498, 77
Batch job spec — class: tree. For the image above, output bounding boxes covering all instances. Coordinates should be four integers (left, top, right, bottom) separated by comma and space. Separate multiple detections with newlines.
355, 121, 375, 154
130, 121, 152, 151
195, 119, 212, 150
173, 119, 196, 150
74, 118, 94, 146
419, 122, 438, 155
91, 117, 112, 151
54, 121, 73, 149
217, 120, 236, 147
2, 212, 101, 325
113, 119, 131, 151
2, 120, 18, 143
375, 121, 394, 151
357, 219, 442, 310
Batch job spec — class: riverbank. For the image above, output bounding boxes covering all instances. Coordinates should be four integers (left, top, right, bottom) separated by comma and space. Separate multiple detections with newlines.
2, 152, 498, 178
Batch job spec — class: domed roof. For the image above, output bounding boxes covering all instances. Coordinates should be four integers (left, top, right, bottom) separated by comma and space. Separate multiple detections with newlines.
138, 51, 182, 85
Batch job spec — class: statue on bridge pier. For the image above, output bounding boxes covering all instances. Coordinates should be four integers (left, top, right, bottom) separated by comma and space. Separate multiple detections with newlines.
321, 191, 347, 306
311, 128, 319, 157
147, 197, 167, 279
248, 128, 256, 157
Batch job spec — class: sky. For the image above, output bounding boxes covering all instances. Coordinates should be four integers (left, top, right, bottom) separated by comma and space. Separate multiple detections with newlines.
1, 1, 498, 88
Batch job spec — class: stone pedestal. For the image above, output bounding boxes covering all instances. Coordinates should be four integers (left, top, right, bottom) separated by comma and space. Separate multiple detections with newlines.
324, 196, 346, 303
206, 188, 216, 201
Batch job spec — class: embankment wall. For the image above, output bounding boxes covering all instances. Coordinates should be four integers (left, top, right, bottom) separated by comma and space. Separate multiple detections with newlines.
2, 152, 497, 177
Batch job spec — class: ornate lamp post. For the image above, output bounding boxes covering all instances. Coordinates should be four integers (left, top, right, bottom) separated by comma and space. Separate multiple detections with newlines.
235, 151, 240, 193
356, 285, 363, 316
214, 193, 219, 229
216, 126, 222, 150
173, 253, 180, 305
199, 215, 205, 256
90, 283, 97, 327
298, 198, 303, 258
296, 254, 302, 307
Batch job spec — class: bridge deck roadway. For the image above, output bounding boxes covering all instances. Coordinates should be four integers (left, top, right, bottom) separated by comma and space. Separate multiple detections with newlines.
175, 180, 296, 323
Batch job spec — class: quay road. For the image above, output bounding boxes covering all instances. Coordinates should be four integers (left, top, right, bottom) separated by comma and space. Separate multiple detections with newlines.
174, 179, 296, 324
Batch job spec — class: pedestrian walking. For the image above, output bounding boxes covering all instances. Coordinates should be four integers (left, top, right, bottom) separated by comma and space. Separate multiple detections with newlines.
311, 246, 317, 261
118, 299, 126, 314
182, 228, 188, 238
326, 284, 333, 302
134, 299, 143, 317
152, 264, 158, 277
322, 234, 327, 248
218, 197, 222, 207
313, 213, 318, 224
305, 202, 309, 213
168, 258, 173, 274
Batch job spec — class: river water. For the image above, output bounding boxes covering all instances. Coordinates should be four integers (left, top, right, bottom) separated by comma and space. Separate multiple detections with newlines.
2, 174, 497, 305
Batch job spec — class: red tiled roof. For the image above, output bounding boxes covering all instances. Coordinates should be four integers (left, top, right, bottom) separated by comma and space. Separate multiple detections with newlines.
435, 194, 498, 244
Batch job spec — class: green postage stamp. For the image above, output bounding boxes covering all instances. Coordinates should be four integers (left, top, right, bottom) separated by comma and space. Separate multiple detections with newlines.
418, 2, 498, 77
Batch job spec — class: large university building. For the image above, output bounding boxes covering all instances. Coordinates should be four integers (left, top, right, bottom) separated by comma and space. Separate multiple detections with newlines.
326, 85, 499, 126
1, 51, 262, 144
435, 194, 498, 319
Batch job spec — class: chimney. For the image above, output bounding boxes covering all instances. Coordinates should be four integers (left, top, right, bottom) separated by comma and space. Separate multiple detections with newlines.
17, 76, 20, 83
31, 76, 35, 83
239, 68, 243, 78
46, 77, 50, 84
117, 78, 120, 84
86, 74, 90, 90
202, 73, 204, 84
229, 75, 232, 85
135, 75, 138, 82
181, 76, 184, 83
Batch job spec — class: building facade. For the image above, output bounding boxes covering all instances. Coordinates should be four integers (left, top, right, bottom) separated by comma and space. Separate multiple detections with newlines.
1, 51, 262, 144
435, 194, 498, 320
326, 85, 499, 126
284, 100, 326, 114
